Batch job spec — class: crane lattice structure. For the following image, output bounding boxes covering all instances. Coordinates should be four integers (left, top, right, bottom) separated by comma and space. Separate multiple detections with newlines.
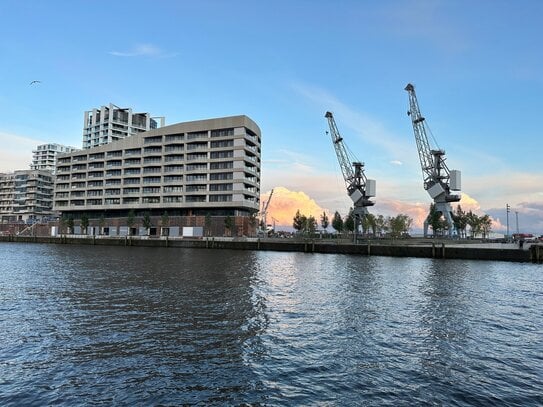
259, 188, 274, 234
405, 83, 461, 237
325, 111, 375, 241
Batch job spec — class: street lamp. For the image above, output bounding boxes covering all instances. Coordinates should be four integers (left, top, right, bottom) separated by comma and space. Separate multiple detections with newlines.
506, 204, 510, 241
515, 211, 519, 235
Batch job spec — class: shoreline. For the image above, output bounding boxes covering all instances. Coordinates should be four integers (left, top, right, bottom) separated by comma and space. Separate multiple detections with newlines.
1, 235, 541, 264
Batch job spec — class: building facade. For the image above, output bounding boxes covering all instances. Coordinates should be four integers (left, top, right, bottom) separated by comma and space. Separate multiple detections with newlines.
83, 103, 165, 149
54, 115, 261, 227
31, 143, 79, 173
0, 170, 54, 223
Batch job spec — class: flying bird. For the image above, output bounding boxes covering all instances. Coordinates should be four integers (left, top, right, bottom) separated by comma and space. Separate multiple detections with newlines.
30, 80, 41, 85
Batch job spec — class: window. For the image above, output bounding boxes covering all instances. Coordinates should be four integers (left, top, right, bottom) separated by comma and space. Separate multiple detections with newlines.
164, 175, 183, 182
210, 161, 233, 170
186, 195, 206, 202
186, 174, 207, 182
123, 178, 140, 185
142, 197, 160, 204
209, 194, 232, 202
143, 176, 161, 184
143, 186, 160, 194
165, 134, 184, 142
211, 140, 233, 148
209, 183, 233, 191
187, 131, 208, 140
123, 188, 140, 194
165, 154, 184, 162
186, 185, 206, 192
144, 136, 162, 144
186, 163, 207, 171
163, 186, 183, 193
210, 150, 233, 159
163, 196, 183, 203
210, 172, 233, 180
210, 128, 234, 138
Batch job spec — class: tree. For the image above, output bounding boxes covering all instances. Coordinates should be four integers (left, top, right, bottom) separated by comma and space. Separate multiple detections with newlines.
66, 216, 74, 234
428, 203, 444, 237
305, 215, 317, 235
205, 213, 212, 237
142, 212, 152, 234
331, 211, 343, 234
127, 209, 136, 235
466, 210, 481, 238
80, 213, 89, 235
292, 210, 306, 233
60, 215, 67, 235
452, 205, 468, 238
480, 214, 492, 239
161, 211, 169, 228
361, 213, 376, 236
320, 212, 329, 231
388, 214, 413, 238
375, 214, 387, 237
344, 209, 355, 233
98, 214, 105, 235
224, 215, 234, 236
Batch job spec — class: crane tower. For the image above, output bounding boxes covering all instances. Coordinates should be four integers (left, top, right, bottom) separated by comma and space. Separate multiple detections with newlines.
405, 83, 461, 237
325, 111, 376, 241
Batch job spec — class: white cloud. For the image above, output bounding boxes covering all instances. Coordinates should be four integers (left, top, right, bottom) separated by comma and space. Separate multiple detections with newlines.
390, 160, 403, 166
109, 44, 177, 58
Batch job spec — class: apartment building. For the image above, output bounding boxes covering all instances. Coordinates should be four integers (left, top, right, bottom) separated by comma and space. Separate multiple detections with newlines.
54, 115, 261, 226
0, 170, 54, 223
31, 143, 79, 173
83, 103, 165, 149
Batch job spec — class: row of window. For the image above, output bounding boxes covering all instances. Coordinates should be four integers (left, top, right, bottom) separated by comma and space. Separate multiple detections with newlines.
55, 194, 234, 206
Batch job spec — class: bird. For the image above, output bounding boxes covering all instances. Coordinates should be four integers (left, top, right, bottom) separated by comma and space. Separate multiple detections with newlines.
30, 80, 41, 85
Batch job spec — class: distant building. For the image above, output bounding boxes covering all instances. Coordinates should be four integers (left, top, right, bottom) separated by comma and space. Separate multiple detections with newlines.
83, 103, 165, 149
0, 170, 54, 223
54, 115, 261, 236
31, 143, 79, 173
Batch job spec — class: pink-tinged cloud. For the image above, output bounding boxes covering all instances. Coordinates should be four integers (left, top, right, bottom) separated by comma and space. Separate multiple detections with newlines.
260, 186, 329, 227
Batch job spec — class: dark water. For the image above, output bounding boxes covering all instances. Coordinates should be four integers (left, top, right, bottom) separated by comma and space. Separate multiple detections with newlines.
0, 243, 541, 406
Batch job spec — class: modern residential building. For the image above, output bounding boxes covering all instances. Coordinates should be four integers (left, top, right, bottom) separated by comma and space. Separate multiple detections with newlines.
31, 143, 79, 173
82, 103, 165, 149
54, 115, 261, 235
0, 170, 54, 223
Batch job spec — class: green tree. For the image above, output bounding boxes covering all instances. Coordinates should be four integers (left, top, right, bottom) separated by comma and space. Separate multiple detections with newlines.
320, 212, 329, 231
361, 213, 377, 236
480, 214, 492, 239
428, 203, 443, 237
344, 209, 355, 233
80, 213, 89, 235
60, 215, 67, 235
98, 214, 105, 235
375, 214, 387, 237
205, 213, 212, 236
452, 205, 468, 238
388, 214, 413, 238
161, 211, 169, 227
305, 215, 317, 235
224, 215, 234, 236
67, 216, 74, 234
127, 209, 136, 235
142, 212, 152, 234
292, 210, 306, 233
331, 211, 343, 234
466, 210, 481, 238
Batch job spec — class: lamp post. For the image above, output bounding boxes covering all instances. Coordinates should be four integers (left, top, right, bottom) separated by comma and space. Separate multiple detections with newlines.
515, 211, 519, 235
506, 204, 510, 241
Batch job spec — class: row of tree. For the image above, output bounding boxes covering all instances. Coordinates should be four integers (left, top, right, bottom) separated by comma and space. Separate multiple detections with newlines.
292, 209, 413, 238
293, 204, 494, 238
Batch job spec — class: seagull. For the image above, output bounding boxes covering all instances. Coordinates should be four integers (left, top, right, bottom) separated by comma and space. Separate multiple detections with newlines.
30, 80, 41, 85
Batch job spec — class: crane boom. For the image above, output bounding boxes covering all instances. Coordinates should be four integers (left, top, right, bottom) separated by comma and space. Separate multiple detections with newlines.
325, 111, 375, 242
405, 83, 461, 237
325, 111, 375, 207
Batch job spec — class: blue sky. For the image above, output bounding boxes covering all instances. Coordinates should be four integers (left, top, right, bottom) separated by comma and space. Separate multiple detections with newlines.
1, 0, 542, 234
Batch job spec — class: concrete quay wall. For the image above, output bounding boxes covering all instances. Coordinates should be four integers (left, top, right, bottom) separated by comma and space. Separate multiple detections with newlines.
1, 235, 541, 263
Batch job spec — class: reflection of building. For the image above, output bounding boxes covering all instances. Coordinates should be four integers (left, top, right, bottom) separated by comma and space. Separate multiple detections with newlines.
31, 143, 79, 173
54, 115, 261, 235
0, 170, 54, 223
83, 103, 165, 149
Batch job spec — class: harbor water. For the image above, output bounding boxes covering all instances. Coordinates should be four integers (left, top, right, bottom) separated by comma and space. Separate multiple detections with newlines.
0, 243, 542, 406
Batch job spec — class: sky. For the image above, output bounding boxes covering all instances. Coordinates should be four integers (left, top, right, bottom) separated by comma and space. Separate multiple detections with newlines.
1, 0, 542, 235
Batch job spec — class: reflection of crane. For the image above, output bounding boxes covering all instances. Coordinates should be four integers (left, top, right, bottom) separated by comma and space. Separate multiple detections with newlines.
405, 83, 461, 237
259, 188, 274, 231
325, 111, 376, 242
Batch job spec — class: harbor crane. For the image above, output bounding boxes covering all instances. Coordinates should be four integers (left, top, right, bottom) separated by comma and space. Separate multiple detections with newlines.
325, 111, 376, 241
405, 83, 461, 237
259, 188, 274, 234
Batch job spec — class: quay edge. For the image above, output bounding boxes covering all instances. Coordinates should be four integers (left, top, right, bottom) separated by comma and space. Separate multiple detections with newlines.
1, 235, 541, 264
